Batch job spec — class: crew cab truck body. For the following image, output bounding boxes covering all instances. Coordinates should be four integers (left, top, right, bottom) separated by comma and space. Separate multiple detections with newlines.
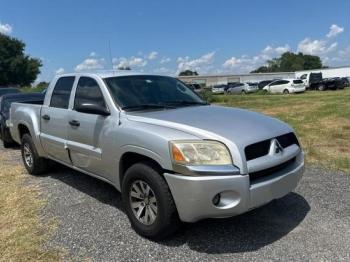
299, 72, 344, 91
9, 72, 304, 239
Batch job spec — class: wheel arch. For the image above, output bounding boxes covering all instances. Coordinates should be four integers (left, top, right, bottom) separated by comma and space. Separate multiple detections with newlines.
18, 123, 31, 139
118, 151, 166, 190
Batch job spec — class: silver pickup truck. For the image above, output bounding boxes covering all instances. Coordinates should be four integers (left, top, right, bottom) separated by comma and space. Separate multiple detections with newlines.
9, 72, 304, 239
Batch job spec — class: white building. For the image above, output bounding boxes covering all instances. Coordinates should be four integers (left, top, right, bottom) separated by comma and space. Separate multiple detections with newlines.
178, 65, 350, 87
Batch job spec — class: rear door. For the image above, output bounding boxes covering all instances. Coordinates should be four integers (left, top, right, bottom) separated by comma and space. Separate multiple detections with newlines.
40, 76, 75, 163
268, 81, 281, 93
270, 80, 288, 93
279, 80, 291, 92
66, 76, 111, 176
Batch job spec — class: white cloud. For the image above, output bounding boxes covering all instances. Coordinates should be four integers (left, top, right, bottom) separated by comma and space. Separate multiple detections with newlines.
113, 56, 147, 69
222, 45, 290, 73
75, 57, 105, 72
147, 51, 158, 60
298, 38, 337, 55
89, 51, 97, 57
0, 22, 12, 34
262, 44, 291, 55
223, 55, 266, 73
339, 46, 350, 58
327, 24, 344, 38
55, 68, 65, 75
153, 67, 174, 75
176, 51, 215, 74
160, 57, 171, 64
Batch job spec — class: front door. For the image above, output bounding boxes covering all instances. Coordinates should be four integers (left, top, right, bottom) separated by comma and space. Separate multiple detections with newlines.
40, 76, 75, 164
66, 76, 111, 176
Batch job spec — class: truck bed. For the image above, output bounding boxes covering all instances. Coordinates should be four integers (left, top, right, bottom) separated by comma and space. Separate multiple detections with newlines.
9, 102, 43, 145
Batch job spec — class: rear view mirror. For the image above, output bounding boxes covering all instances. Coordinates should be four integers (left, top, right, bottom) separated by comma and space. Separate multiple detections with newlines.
75, 103, 110, 116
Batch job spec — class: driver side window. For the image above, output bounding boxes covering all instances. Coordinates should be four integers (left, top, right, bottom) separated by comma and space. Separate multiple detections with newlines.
74, 77, 107, 110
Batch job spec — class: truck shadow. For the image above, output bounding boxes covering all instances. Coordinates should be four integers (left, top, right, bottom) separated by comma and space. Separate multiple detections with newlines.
45, 164, 310, 255
163, 192, 310, 254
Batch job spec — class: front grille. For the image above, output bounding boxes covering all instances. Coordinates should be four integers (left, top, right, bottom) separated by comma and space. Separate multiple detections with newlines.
249, 157, 296, 182
245, 132, 299, 161
245, 139, 270, 161
276, 132, 299, 148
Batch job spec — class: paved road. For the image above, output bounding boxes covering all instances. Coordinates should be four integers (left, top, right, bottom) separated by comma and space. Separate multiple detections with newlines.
2, 146, 350, 261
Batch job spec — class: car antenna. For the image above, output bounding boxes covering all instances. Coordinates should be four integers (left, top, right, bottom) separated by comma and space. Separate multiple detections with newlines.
108, 40, 114, 71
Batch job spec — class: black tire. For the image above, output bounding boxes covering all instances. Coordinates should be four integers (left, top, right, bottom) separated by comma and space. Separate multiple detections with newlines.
241, 90, 246, 95
122, 162, 180, 239
318, 84, 326, 91
283, 89, 289, 94
1, 127, 15, 148
3, 139, 13, 148
21, 133, 48, 175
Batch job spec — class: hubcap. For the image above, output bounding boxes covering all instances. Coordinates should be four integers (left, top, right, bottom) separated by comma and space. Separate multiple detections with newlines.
23, 144, 33, 167
129, 180, 158, 225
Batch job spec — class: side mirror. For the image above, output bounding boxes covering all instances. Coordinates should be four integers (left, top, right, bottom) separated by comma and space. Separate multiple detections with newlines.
75, 103, 110, 116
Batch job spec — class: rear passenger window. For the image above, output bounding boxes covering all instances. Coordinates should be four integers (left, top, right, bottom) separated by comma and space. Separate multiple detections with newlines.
74, 77, 106, 109
293, 80, 303, 84
270, 81, 281, 86
50, 77, 75, 109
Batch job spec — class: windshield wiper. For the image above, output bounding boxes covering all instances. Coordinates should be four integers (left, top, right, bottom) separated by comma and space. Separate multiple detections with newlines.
163, 100, 209, 107
122, 104, 174, 111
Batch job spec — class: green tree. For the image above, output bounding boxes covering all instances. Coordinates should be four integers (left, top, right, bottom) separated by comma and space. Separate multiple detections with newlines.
179, 70, 198, 76
0, 33, 42, 87
36, 81, 49, 89
251, 52, 323, 73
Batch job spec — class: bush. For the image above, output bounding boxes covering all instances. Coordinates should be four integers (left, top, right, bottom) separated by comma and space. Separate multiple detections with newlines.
199, 89, 214, 103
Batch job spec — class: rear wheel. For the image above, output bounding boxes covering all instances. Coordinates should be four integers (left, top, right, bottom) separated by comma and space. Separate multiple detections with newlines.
122, 162, 180, 239
318, 84, 326, 91
21, 134, 48, 175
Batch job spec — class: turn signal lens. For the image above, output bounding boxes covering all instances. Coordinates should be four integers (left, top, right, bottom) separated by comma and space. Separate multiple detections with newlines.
172, 144, 186, 162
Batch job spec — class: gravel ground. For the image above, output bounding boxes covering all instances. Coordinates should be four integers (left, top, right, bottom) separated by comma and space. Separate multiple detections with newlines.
2, 145, 350, 261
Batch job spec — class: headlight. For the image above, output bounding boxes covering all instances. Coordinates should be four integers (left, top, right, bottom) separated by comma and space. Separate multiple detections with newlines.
170, 140, 232, 165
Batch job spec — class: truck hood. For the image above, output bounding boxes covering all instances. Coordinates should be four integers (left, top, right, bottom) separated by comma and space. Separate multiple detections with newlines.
125, 105, 292, 148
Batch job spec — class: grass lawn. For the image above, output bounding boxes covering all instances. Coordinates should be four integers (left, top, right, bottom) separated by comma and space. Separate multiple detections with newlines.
212, 88, 350, 173
0, 152, 62, 261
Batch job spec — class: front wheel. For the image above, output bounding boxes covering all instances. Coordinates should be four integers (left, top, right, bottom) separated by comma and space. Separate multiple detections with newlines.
21, 134, 48, 175
122, 162, 180, 239
283, 89, 289, 94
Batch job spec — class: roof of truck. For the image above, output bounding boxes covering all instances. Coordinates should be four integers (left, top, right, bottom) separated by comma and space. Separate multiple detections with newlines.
57, 71, 169, 79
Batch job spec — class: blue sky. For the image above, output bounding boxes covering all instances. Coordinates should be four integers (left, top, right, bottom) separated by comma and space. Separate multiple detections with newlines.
1, 0, 350, 82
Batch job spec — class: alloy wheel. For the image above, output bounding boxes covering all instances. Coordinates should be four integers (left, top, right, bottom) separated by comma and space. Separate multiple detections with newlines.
129, 180, 158, 225
23, 144, 33, 168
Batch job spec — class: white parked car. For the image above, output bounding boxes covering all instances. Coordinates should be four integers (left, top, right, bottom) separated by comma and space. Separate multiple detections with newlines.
227, 83, 258, 94
263, 79, 306, 94
211, 85, 225, 94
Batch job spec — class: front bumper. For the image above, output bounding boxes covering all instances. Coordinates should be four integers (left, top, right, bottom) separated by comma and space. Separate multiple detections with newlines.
164, 153, 304, 222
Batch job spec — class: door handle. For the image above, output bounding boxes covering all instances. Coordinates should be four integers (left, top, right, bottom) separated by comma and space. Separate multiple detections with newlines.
69, 120, 80, 127
42, 114, 50, 121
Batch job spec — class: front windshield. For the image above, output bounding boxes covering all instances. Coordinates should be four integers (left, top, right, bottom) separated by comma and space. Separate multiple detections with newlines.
104, 75, 207, 111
